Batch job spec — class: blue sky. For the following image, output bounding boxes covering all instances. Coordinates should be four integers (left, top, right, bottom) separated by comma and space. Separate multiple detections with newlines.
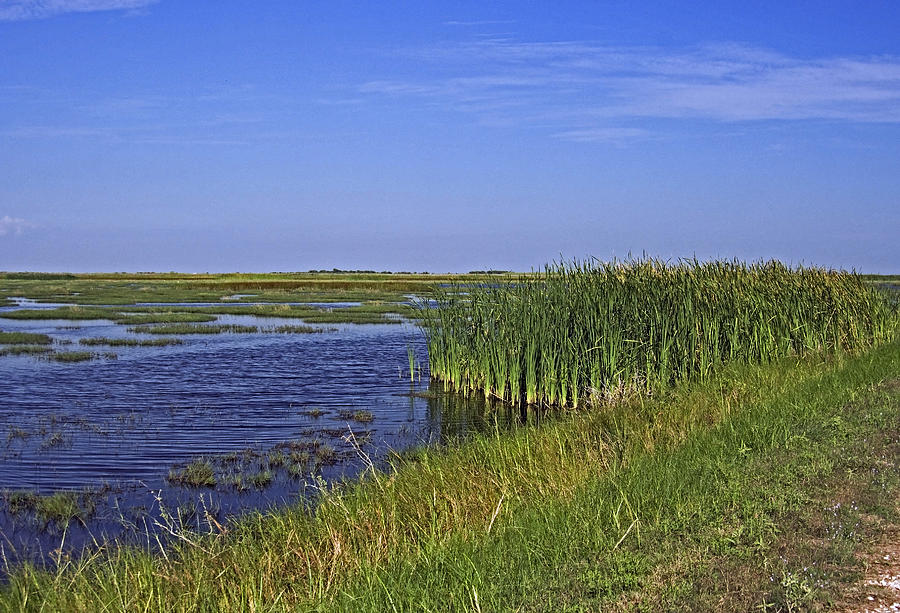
1, 1, 898, 273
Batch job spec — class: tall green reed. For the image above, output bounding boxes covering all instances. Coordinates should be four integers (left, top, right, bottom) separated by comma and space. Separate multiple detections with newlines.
423, 259, 897, 407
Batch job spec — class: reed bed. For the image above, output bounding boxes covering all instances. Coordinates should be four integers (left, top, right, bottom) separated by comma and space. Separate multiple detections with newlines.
425, 259, 897, 407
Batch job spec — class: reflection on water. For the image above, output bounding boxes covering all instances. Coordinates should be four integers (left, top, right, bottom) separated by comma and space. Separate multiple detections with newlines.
0, 303, 550, 570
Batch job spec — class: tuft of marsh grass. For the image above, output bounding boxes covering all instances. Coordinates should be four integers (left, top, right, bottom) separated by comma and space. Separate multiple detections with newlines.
2, 490, 87, 526
425, 259, 898, 407
128, 324, 259, 335
247, 471, 274, 489
42, 351, 98, 363
78, 337, 184, 347
113, 313, 218, 325
40, 432, 68, 449
0, 306, 114, 321
6, 426, 30, 442
267, 325, 334, 334
337, 409, 375, 423
0, 331, 52, 345
167, 459, 217, 488
0, 344, 53, 356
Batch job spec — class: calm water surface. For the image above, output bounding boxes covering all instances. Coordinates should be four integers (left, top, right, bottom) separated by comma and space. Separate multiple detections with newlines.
0, 300, 534, 570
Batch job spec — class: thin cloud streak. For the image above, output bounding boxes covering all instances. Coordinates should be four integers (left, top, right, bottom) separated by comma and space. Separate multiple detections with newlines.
359, 40, 900, 133
0, 0, 159, 21
0, 216, 33, 236
553, 127, 651, 144
443, 20, 516, 27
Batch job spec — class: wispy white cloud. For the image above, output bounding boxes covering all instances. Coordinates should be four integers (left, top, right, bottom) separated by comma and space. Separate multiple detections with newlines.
5, 125, 111, 138
0, 0, 159, 21
2, 86, 273, 145
358, 40, 900, 139
443, 20, 516, 27
553, 127, 652, 144
0, 216, 33, 236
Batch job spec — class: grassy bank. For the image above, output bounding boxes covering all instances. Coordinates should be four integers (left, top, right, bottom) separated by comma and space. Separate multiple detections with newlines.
3, 337, 899, 611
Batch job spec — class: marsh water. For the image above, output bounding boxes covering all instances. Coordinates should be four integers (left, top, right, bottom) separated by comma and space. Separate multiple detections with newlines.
0, 299, 541, 571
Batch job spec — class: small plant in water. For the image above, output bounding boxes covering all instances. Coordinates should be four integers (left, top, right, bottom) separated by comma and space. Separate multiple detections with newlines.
353, 410, 375, 423
0, 344, 54, 356
267, 449, 286, 467
6, 426, 30, 442
2, 490, 85, 526
315, 443, 336, 465
40, 432, 68, 449
168, 458, 217, 488
247, 470, 273, 489
44, 351, 96, 363
0, 331, 52, 345
337, 409, 375, 423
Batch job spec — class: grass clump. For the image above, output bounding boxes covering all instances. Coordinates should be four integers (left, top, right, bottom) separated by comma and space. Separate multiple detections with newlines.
2, 490, 86, 526
6, 426, 30, 441
167, 459, 217, 488
43, 351, 98, 363
0, 344, 53, 356
267, 325, 333, 334
0, 331, 52, 344
338, 409, 375, 423
113, 313, 218, 325
0, 306, 114, 321
426, 258, 897, 407
128, 324, 259, 335
247, 471, 274, 489
78, 337, 184, 347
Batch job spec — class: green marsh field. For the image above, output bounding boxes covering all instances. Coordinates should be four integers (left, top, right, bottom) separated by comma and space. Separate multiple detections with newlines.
0, 265, 899, 611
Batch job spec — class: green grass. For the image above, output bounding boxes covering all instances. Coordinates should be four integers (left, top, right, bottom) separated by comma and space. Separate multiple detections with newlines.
267, 325, 334, 334
2, 340, 899, 610
78, 337, 184, 347
0, 331, 53, 344
0, 271, 508, 306
247, 470, 274, 489
338, 409, 375, 423
167, 459, 217, 488
113, 312, 219, 325
42, 351, 100, 363
2, 490, 88, 526
426, 259, 897, 407
0, 344, 54, 356
127, 323, 259, 335
0, 306, 115, 320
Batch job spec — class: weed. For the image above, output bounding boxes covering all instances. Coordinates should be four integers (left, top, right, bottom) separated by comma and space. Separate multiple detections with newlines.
338, 409, 375, 423
167, 459, 217, 488
247, 471, 274, 489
